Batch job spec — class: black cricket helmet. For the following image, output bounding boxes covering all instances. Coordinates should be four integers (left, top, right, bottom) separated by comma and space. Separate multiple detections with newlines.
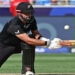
16, 2, 34, 14
16, 2, 34, 25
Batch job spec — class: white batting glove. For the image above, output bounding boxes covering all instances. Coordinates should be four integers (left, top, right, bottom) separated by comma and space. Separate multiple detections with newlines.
39, 37, 50, 41
48, 38, 62, 50
39, 37, 51, 47
39, 37, 62, 49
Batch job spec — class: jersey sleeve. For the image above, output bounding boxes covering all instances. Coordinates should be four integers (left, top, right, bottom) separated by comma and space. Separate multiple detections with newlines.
7, 24, 25, 35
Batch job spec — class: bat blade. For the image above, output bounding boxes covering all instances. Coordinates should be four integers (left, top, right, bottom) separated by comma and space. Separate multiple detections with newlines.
59, 40, 75, 47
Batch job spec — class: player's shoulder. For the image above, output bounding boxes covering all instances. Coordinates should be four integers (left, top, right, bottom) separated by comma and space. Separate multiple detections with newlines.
8, 16, 19, 26
4, 16, 20, 31
2, 17, 18, 30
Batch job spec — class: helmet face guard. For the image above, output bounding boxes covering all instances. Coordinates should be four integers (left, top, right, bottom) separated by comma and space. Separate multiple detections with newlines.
20, 14, 34, 23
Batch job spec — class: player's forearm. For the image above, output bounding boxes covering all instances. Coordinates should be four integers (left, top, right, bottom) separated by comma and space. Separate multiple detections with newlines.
25, 37, 46, 46
16, 33, 46, 46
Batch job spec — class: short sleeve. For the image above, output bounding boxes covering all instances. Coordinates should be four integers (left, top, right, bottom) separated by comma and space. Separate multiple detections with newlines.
7, 24, 25, 35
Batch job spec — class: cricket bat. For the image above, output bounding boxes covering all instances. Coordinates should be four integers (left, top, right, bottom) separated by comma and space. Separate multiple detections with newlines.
59, 40, 75, 47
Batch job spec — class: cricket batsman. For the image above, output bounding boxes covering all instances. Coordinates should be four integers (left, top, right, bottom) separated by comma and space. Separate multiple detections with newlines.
0, 2, 62, 75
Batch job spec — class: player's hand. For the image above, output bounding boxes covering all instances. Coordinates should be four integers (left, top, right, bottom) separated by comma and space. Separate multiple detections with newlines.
48, 38, 62, 50
39, 37, 51, 47
39, 37, 50, 41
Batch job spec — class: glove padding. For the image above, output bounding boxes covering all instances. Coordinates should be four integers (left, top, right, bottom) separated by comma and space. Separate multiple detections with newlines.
48, 38, 62, 50
39, 37, 51, 47
39, 37, 50, 41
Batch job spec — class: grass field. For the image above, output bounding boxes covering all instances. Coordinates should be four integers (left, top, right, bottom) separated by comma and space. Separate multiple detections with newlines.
0, 53, 75, 74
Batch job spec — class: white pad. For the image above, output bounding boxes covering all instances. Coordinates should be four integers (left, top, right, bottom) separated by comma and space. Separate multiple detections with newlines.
48, 38, 62, 50
26, 71, 34, 75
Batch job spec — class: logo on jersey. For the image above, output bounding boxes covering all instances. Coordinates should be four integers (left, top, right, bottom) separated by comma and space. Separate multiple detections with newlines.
15, 30, 20, 34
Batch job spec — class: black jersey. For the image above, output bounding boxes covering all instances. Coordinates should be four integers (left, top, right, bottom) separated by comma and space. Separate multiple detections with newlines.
0, 16, 37, 46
